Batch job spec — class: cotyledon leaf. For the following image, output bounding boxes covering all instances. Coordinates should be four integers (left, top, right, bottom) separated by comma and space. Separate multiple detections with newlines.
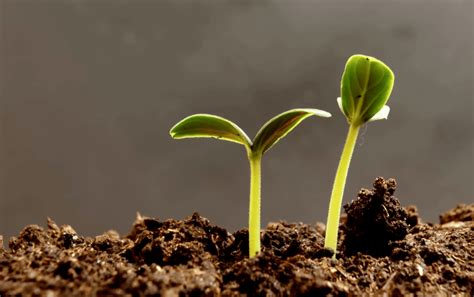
340, 55, 395, 125
170, 114, 252, 148
252, 108, 331, 155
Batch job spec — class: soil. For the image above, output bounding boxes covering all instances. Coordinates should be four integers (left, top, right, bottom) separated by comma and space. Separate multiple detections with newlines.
0, 177, 472, 296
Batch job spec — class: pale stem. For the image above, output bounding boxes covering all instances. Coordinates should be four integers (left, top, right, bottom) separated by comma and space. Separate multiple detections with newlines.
324, 124, 360, 255
248, 153, 262, 257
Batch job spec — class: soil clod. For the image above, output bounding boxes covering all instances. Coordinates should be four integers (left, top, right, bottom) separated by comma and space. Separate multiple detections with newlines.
440, 203, 474, 224
342, 177, 410, 256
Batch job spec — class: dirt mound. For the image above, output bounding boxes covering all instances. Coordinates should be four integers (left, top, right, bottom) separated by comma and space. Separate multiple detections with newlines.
341, 177, 410, 256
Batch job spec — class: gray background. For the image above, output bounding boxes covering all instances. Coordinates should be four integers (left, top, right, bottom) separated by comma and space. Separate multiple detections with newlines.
1, 0, 472, 240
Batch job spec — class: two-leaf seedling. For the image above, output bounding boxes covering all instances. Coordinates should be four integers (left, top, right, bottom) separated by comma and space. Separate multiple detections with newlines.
170, 54, 395, 258
170, 109, 331, 257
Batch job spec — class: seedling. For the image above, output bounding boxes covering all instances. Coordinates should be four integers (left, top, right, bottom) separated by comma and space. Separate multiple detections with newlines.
325, 54, 395, 256
170, 109, 331, 257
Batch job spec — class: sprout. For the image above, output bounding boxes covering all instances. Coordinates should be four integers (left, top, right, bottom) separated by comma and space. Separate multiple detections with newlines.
325, 54, 395, 256
170, 108, 331, 257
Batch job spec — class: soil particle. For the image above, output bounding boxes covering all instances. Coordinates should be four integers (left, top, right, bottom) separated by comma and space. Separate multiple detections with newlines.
404, 205, 420, 227
0, 178, 472, 296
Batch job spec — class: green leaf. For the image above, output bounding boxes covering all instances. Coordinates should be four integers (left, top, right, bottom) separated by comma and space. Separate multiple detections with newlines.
340, 55, 395, 125
252, 108, 331, 155
170, 114, 252, 148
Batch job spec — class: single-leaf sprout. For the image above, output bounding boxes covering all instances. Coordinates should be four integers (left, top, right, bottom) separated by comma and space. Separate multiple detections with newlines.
325, 54, 395, 256
170, 108, 331, 257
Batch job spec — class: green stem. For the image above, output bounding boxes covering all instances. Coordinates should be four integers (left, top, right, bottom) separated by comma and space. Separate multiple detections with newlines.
325, 124, 360, 255
248, 153, 262, 257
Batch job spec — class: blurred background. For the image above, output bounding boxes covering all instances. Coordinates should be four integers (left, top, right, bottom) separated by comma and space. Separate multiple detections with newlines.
1, 0, 472, 240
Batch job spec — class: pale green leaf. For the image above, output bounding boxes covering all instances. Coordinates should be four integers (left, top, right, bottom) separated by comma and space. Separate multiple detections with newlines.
252, 108, 331, 155
170, 114, 252, 148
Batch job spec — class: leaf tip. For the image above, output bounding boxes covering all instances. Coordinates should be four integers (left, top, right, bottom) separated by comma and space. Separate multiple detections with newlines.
297, 108, 332, 118
169, 129, 178, 139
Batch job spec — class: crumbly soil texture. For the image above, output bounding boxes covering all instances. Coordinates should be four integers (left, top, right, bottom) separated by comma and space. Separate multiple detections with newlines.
0, 177, 473, 296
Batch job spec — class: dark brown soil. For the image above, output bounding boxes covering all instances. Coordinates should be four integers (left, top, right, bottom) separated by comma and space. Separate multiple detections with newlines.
0, 177, 472, 296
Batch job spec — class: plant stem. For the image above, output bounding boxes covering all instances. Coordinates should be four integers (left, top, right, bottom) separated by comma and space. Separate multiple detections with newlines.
325, 124, 360, 255
248, 153, 262, 257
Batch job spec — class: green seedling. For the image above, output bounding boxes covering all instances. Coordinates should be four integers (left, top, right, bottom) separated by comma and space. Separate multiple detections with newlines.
170, 109, 331, 257
325, 54, 395, 256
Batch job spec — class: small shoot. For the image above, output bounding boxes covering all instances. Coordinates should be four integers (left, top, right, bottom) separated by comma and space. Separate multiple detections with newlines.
170, 109, 331, 257
325, 54, 395, 256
